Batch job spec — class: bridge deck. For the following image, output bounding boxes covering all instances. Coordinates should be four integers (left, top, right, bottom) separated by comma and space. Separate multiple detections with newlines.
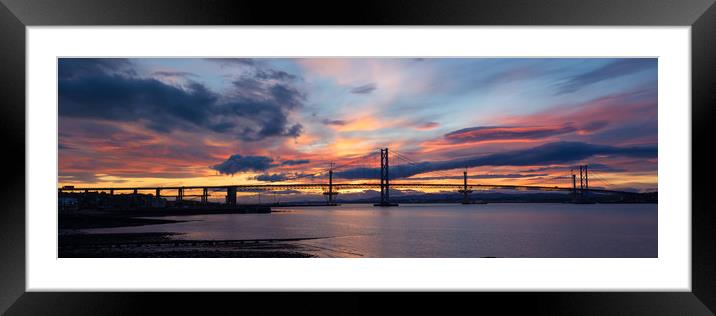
58, 183, 633, 195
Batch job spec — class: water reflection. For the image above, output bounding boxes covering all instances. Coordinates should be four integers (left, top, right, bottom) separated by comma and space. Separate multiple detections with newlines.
84, 203, 657, 258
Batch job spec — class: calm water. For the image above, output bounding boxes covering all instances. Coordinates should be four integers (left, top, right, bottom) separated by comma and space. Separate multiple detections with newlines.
84, 203, 657, 258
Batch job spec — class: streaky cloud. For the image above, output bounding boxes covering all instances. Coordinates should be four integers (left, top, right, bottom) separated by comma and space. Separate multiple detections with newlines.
254, 173, 289, 182
281, 159, 311, 166
350, 83, 377, 94
322, 119, 347, 126
407, 173, 548, 180
334, 141, 656, 180
445, 124, 579, 143
556, 58, 656, 94
203, 58, 256, 67
253, 171, 318, 182
151, 71, 198, 78
58, 58, 135, 79
417, 122, 439, 130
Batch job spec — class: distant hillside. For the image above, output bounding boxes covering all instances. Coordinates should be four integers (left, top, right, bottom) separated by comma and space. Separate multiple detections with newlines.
341, 191, 657, 204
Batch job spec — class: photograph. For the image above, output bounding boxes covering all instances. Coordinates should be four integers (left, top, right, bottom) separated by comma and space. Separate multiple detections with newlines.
57, 57, 659, 258
4, 0, 714, 313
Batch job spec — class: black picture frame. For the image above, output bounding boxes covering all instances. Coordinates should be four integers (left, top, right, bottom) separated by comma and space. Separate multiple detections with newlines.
1, 0, 714, 314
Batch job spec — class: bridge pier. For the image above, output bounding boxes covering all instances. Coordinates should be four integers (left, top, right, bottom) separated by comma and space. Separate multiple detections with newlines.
323, 191, 339, 204
155, 188, 161, 199
177, 188, 183, 202
226, 187, 237, 206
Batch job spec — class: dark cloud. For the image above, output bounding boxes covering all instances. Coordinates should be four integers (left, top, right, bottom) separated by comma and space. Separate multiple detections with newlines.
445, 124, 579, 142
322, 119, 347, 126
58, 58, 135, 79
271, 189, 302, 195
523, 163, 625, 173
407, 173, 548, 180
253, 173, 289, 182
350, 83, 377, 94
253, 171, 319, 182
151, 71, 198, 78
335, 141, 656, 179
588, 120, 657, 145
203, 58, 256, 67
59, 75, 217, 125
58, 143, 74, 150
556, 59, 656, 94
211, 155, 275, 175
571, 163, 625, 172
582, 120, 610, 132
333, 167, 381, 180
281, 159, 310, 166
254, 69, 297, 81
59, 58, 305, 141
219, 74, 305, 140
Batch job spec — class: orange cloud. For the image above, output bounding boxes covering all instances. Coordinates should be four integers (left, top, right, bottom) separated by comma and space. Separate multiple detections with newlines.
334, 116, 381, 132
415, 122, 439, 131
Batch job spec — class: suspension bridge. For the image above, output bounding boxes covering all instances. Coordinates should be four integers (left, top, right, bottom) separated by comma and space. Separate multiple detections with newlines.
58, 147, 629, 206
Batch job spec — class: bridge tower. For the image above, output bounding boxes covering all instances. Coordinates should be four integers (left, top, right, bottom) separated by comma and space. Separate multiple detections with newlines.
226, 186, 237, 206
323, 163, 339, 205
375, 148, 398, 207
579, 166, 584, 195
571, 164, 594, 204
577, 164, 590, 196
571, 169, 577, 196
201, 187, 209, 204
458, 169, 474, 204
584, 164, 589, 193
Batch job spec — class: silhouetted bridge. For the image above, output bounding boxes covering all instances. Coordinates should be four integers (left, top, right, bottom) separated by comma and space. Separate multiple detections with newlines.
59, 148, 631, 206
57, 183, 629, 194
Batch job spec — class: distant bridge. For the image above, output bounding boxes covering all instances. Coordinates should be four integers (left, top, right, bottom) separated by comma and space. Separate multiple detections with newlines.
59, 148, 630, 206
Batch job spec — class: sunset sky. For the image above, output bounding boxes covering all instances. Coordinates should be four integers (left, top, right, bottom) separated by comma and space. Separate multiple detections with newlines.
58, 58, 658, 193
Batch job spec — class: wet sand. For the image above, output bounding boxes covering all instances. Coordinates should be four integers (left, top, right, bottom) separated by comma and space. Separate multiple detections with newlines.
59, 232, 318, 258
59, 207, 317, 258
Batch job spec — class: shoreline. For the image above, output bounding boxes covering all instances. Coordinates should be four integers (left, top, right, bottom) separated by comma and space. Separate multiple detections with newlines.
58, 207, 324, 257
59, 232, 321, 258
59, 205, 272, 230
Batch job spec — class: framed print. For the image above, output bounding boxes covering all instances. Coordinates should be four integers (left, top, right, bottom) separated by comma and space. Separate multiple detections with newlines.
2, 0, 715, 314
